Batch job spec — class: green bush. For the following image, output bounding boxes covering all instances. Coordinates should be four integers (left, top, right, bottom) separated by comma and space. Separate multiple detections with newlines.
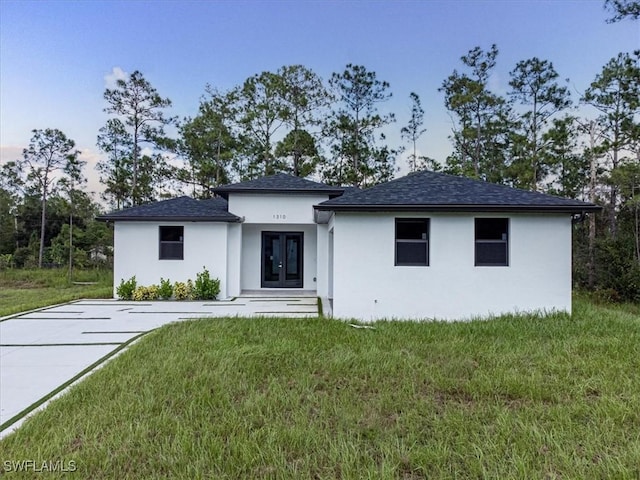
0, 254, 14, 270
158, 278, 173, 300
193, 267, 220, 300
116, 276, 137, 300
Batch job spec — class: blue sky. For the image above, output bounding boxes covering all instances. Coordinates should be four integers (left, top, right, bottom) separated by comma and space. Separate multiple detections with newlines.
0, 0, 637, 192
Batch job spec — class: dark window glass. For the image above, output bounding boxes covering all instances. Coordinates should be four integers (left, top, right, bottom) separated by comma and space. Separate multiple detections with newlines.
396, 220, 428, 240
475, 218, 508, 266
395, 219, 429, 266
159, 226, 184, 260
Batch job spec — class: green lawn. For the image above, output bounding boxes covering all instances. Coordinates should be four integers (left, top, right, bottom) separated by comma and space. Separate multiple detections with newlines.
1, 299, 640, 479
0, 269, 112, 317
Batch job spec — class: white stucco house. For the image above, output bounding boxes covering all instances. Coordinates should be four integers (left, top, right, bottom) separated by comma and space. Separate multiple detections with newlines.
98, 171, 599, 321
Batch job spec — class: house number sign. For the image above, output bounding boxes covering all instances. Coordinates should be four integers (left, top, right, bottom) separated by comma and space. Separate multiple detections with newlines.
273, 214, 287, 220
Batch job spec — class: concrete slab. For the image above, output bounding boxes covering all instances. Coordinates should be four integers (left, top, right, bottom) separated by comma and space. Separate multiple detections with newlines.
0, 296, 318, 438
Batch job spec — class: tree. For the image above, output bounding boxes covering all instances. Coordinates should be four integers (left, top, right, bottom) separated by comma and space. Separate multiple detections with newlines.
540, 116, 588, 197
508, 57, 572, 191
178, 88, 237, 197
58, 154, 87, 278
610, 163, 640, 264
102, 70, 175, 205
604, 0, 640, 22
236, 71, 288, 177
274, 129, 321, 177
0, 161, 24, 253
323, 64, 397, 187
21, 128, 81, 267
440, 45, 512, 183
277, 65, 330, 176
401, 92, 431, 172
96, 119, 133, 209
582, 51, 640, 236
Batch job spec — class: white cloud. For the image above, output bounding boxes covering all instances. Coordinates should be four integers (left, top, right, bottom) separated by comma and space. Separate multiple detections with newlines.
0, 145, 23, 164
104, 67, 127, 90
78, 148, 106, 198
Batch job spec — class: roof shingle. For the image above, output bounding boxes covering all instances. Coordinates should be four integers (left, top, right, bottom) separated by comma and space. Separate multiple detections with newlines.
316, 170, 600, 213
213, 173, 344, 198
97, 196, 241, 222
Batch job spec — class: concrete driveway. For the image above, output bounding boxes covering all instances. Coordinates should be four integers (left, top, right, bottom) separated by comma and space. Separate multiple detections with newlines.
0, 296, 318, 438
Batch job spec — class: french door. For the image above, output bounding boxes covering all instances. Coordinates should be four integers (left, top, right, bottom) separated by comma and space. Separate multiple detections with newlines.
261, 232, 304, 288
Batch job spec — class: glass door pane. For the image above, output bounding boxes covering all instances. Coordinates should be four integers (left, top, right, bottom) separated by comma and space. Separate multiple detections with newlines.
285, 236, 300, 280
261, 232, 303, 288
262, 234, 282, 284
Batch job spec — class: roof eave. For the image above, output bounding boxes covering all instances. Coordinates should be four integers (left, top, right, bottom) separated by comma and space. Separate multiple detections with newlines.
214, 188, 344, 198
96, 215, 242, 223
313, 204, 602, 214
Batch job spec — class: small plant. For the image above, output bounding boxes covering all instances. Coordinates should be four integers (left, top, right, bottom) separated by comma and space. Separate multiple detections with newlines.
173, 281, 192, 301
132, 286, 149, 301
116, 276, 137, 300
146, 284, 160, 300
158, 278, 173, 300
192, 267, 220, 300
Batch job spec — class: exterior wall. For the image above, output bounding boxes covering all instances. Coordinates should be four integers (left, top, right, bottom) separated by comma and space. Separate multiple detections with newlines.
228, 193, 329, 225
228, 192, 325, 291
316, 224, 329, 297
331, 212, 572, 321
226, 223, 242, 297
240, 223, 318, 291
113, 221, 229, 298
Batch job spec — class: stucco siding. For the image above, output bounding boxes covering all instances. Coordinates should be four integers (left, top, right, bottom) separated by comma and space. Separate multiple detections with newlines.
228, 193, 329, 224
113, 222, 229, 298
331, 212, 572, 321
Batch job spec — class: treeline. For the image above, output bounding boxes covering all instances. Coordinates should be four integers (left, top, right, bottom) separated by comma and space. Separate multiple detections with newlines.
1, 36, 638, 298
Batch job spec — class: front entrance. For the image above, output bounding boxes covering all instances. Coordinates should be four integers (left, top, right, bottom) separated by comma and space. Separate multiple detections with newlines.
261, 232, 304, 288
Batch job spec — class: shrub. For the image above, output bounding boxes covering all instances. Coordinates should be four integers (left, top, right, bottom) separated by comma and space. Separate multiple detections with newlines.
173, 281, 192, 301
116, 276, 137, 300
158, 278, 173, 300
193, 267, 220, 300
132, 286, 148, 301
146, 284, 160, 301
0, 254, 14, 270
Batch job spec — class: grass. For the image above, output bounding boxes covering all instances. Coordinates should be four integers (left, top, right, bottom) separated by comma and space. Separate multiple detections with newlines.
1, 301, 640, 479
0, 268, 113, 317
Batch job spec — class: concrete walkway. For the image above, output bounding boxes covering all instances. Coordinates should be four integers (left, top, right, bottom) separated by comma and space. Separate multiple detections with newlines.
0, 296, 318, 438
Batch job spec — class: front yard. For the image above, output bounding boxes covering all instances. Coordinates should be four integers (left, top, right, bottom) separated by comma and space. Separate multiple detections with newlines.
1, 299, 639, 478
0, 269, 112, 317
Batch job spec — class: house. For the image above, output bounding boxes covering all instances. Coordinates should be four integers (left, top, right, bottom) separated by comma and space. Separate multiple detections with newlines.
98, 171, 599, 321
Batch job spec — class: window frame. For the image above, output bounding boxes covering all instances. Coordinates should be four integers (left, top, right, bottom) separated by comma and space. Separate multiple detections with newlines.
394, 218, 430, 267
159, 225, 184, 261
474, 218, 509, 267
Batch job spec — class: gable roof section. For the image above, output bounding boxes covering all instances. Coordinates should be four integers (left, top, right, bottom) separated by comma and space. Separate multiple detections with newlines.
96, 196, 241, 222
213, 173, 345, 199
315, 170, 600, 213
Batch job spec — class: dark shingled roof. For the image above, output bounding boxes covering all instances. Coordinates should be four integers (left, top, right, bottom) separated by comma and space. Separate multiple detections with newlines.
315, 170, 600, 213
213, 173, 345, 199
97, 196, 241, 222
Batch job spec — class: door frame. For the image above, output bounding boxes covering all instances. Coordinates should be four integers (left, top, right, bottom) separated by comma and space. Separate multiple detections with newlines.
260, 231, 304, 288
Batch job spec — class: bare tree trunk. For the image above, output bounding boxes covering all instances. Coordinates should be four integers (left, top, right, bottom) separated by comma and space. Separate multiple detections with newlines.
354, 110, 360, 187
587, 122, 598, 289
38, 186, 47, 268
634, 170, 640, 264
531, 95, 538, 192
68, 208, 73, 281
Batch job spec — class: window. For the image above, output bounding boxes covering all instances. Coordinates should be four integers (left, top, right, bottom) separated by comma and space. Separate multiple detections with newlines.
159, 226, 184, 260
395, 218, 429, 266
475, 218, 508, 266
